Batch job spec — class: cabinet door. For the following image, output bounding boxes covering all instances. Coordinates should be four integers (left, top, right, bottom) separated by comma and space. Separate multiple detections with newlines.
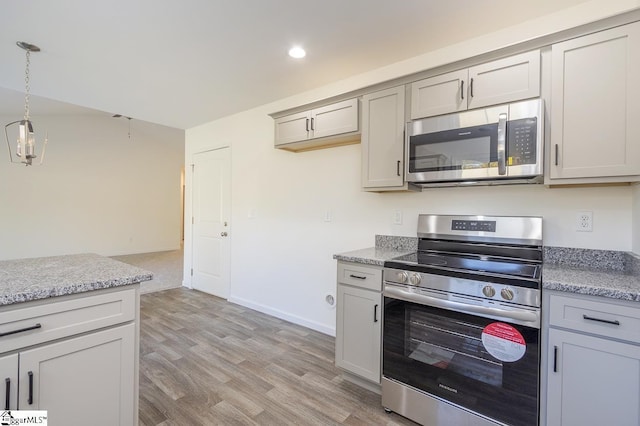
547, 328, 640, 426
0, 354, 18, 410
311, 98, 358, 139
467, 50, 540, 110
410, 69, 467, 119
550, 22, 640, 179
274, 110, 311, 145
362, 86, 406, 189
19, 323, 136, 426
335, 284, 382, 383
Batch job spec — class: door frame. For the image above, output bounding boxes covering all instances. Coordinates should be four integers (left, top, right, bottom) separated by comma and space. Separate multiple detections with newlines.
183, 146, 231, 294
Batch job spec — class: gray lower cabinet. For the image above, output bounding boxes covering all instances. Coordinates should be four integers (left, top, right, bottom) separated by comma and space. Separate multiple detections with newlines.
545, 292, 640, 426
0, 287, 139, 425
335, 262, 382, 384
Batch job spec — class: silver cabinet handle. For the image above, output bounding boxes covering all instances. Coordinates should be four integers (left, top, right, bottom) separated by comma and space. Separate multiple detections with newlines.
470, 78, 474, 98
497, 113, 507, 175
305, 118, 309, 132
460, 80, 465, 100
220, 232, 228, 237
554, 144, 559, 166
396, 160, 401, 177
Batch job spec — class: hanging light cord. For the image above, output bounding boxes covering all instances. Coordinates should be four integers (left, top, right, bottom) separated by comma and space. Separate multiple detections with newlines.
24, 49, 31, 122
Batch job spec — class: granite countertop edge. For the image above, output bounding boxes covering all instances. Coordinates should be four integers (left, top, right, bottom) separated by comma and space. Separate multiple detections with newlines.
0, 253, 153, 307
334, 236, 640, 303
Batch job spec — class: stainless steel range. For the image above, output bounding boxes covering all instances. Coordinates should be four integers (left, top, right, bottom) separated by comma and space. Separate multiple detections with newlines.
382, 214, 542, 426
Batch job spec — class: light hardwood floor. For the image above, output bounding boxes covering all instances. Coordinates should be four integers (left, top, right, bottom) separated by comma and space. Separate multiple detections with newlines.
139, 288, 417, 426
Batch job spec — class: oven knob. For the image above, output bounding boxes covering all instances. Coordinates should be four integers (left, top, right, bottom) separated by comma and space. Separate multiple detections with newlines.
482, 285, 496, 298
501, 287, 515, 301
396, 271, 408, 283
409, 273, 422, 285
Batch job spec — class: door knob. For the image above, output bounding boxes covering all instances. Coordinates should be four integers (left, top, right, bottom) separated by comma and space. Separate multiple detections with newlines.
221, 232, 228, 237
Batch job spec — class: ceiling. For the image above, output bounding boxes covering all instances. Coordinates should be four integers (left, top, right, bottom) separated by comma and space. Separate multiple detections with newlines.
0, 0, 592, 130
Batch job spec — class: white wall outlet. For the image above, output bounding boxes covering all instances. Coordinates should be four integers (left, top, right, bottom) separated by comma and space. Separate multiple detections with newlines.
576, 211, 593, 232
324, 209, 332, 222
393, 210, 403, 225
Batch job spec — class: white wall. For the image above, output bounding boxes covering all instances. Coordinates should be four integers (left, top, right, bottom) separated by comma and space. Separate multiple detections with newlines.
185, 0, 640, 335
0, 114, 184, 260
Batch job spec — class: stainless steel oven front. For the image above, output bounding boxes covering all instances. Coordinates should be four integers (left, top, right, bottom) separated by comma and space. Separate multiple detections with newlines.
382, 277, 540, 426
381, 214, 543, 426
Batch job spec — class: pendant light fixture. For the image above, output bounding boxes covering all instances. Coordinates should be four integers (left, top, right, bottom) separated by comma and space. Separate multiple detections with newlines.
4, 41, 48, 166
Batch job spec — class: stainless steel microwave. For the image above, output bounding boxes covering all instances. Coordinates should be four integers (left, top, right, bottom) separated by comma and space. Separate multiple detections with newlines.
406, 99, 543, 187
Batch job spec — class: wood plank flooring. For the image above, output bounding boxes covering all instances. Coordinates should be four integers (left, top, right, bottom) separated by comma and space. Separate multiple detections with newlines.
139, 288, 417, 426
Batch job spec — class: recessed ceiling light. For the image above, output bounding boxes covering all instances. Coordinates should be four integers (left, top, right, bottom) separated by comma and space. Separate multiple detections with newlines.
288, 46, 306, 59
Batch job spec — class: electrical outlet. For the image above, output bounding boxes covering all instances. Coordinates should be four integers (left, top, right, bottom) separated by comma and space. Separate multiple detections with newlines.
393, 210, 403, 225
576, 211, 593, 232
324, 209, 332, 222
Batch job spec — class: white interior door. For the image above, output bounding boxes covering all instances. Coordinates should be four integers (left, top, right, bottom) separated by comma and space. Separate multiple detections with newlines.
191, 147, 231, 299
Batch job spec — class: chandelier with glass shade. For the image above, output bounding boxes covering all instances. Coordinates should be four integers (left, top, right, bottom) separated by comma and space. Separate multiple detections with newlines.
4, 41, 48, 166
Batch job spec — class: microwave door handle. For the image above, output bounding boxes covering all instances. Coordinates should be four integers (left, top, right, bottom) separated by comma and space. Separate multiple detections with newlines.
497, 113, 507, 175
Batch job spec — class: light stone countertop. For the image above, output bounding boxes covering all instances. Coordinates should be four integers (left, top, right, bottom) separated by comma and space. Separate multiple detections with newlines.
542, 263, 640, 302
333, 247, 413, 267
0, 253, 153, 306
334, 236, 640, 303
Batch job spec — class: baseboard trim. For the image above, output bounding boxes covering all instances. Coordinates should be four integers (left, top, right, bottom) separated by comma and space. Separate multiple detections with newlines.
228, 295, 335, 337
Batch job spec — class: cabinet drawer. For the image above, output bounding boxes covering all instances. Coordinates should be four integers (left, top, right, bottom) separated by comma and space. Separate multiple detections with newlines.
0, 288, 136, 354
549, 293, 640, 343
337, 262, 382, 291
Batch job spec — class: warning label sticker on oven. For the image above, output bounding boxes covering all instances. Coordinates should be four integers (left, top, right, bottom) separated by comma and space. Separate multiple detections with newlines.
481, 322, 526, 362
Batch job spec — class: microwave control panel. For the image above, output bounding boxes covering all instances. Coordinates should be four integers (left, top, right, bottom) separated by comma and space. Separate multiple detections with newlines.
507, 118, 537, 165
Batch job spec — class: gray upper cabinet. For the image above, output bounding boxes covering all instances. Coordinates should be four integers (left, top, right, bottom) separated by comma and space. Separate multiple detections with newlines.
410, 50, 541, 120
548, 22, 640, 183
361, 86, 407, 190
274, 98, 359, 151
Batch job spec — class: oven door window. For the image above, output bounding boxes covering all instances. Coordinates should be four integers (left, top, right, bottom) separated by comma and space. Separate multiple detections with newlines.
383, 297, 539, 426
408, 123, 498, 173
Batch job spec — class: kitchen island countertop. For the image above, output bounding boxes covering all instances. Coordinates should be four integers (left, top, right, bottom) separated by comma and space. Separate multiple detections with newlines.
0, 253, 153, 306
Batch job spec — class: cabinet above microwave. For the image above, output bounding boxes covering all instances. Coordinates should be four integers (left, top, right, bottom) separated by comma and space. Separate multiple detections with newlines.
410, 50, 541, 120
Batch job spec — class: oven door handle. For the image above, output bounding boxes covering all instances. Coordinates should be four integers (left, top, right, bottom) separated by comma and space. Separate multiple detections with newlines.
384, 285, 539, 326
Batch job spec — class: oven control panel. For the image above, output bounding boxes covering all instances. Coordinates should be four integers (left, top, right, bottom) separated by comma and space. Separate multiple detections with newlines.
451, 220, 496, 232
383, 268, 540, 308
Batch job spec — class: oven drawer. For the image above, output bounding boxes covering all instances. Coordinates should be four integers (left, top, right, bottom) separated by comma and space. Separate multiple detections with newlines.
0, 288, 136, 354
337, 262, 382, 291
549, 293, 640, 343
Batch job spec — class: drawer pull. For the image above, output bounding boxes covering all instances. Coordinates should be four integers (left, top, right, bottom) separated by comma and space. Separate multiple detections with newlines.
349, 274, 367, 280
5, 378, 10, 410
28, 371, 33, 405
583, 315, 620, 326
0, 323, 42, 338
